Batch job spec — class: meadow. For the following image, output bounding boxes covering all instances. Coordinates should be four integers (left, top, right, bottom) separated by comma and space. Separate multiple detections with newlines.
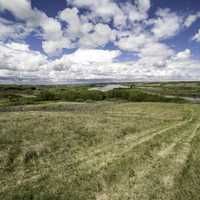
0, 83, 200, 200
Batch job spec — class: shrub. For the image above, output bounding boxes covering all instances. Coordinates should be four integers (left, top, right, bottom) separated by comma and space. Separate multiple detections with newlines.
38, 90, 58, 101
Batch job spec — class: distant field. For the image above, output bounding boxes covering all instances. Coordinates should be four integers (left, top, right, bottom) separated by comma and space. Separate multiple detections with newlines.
1, 101, 200, 200
137, 82, 200, 98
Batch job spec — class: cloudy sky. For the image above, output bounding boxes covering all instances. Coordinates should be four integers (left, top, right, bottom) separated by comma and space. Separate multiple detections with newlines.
0, 0, 200, 84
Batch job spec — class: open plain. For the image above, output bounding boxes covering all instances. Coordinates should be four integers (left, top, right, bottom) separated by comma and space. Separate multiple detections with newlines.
1, 100, 200, 200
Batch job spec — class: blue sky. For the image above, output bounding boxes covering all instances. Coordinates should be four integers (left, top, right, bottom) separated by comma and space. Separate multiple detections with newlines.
0, 0, 200, 84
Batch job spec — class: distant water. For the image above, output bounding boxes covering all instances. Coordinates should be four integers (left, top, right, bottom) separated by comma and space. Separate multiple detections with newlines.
89, 84, 129, 92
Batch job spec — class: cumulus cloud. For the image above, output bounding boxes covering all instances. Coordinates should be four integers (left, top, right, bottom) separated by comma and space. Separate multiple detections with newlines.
0, 42, 47, 71
0, 0, 199, 83
116, 33, 153, 52
1, 40, 199, 83
47, 49, 122, 81
70, 0, 127, 27
139, 42, 174, 59
0, 43, 123, 82
59, 7, 81, 36
79, 23, 116, 48
0, 17, 31, 40
42, 38, 72, 55
58, 7, 116, 48
53, 49, 120, 65
6, 42, 30, 51
136, 0, 151, 13
135, 42, 174, 71
151, 9, 182, 40
193, 29, 200, 43
174, 49, 191, 60
122, 0, 150, 23
184, 12, 200, 27
0, 0, 68, 54
0, 0, 32, 19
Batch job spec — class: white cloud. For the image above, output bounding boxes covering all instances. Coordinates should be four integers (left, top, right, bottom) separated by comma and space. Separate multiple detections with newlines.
116, 33, 153, 52
122, 0, 150, 23
151, 9, 182, 40
59, 7, 81, 36
48, 49, 126, 81
0, 17, 32, 40
136, 0, 151, 13
0, 0, 200, 83
40, 17, 63, 41
0, 21, 19, 39
42, 38, 72, 55
52, 49, 120, 66
0, 46, 122, 82
137, 42, 174, 68
184, 12, 200, 27
6, 42, 30, 51
166, 50, 200, 80
122, 4, 145, 23
0, 0, 67, 55
193, 29, 200, 43
70, 0, 127, 27
70, 0, 95, 8
45, 46, 199, 82
46, 49, 122, 81
81, 22, 93, 34
0, 42, 47, 71
139, 42, 174, 58
1, 41, 200, 83
0, 0, 32, 20
79, 23, 116, 48
174, 49, 191, 60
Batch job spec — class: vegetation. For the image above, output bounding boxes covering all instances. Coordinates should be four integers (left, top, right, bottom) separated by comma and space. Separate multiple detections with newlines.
0, 83, 192, 107
136, 82, 200, 98
0, 82, 200, 199
0, 101, 200, 199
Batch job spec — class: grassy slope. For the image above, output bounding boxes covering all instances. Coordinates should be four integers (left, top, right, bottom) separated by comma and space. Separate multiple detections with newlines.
0, 102, 200, 200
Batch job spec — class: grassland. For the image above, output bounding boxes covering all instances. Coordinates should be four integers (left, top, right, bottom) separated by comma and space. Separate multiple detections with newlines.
0, 83, 190, 107
1, 100, 200, 200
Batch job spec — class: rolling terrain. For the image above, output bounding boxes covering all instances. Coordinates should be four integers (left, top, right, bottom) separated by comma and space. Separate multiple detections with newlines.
0, 101, 200, 200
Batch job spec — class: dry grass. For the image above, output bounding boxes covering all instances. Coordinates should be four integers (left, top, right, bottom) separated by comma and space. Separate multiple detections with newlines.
0, 101, 199, 200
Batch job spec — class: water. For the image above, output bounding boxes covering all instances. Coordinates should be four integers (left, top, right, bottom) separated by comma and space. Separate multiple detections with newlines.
89, 84, 129, 92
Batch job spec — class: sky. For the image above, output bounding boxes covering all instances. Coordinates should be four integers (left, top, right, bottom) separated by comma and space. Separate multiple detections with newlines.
0, 0, 200, 84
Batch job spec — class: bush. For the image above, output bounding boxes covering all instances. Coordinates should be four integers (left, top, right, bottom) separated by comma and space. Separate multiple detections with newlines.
38, 90, 58, 101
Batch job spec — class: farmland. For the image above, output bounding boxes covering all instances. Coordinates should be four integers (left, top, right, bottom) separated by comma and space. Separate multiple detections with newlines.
0, 83, 200, 199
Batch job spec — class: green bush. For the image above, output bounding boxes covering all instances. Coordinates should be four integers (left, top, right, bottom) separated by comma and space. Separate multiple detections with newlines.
38, 90, 58, 101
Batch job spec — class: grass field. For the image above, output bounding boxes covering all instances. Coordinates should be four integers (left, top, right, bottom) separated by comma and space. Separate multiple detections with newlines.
1, 101, 200, 200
